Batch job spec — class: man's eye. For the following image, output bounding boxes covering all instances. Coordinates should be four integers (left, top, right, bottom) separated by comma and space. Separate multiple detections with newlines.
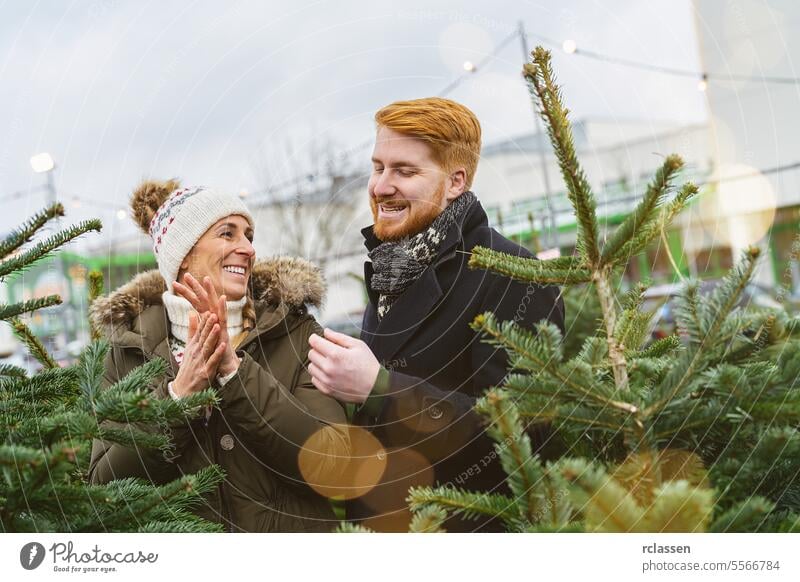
398, 169, 415, 177
373, 167, 384, 173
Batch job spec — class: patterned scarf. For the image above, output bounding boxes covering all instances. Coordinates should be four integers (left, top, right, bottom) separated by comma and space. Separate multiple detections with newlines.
368, 191, 476, 319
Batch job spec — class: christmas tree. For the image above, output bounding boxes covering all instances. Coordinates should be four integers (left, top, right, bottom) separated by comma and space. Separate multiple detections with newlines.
398, 47, 800, 533
1, 203, 224, 532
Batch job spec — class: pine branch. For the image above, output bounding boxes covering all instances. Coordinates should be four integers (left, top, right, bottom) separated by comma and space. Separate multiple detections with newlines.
519, 400, 632, 436
409, 506, 448, 533
636, 335, 682, 359
644, 480, 714, 532
97, 424, 170, 451
91, 357, 167, 414
473, 314, 566, 373
614, 306, 654, 354
408, 486, 520, 526
0, 203, 64, 259
524, 48, 600, 266
474, 312, 637, 414
1, 443, 78, 526
335, 522, 374, 533
9, 317, 57, 369
1, 367, 79, 405
646, 248, 761, 416
0, 219, 102, 278
601, 155, 683, 264
558, 458, 645, 532
0, 364, 27, 378
709, 497, 774, 532
88, 270, 104, 341
136, 518, 225, 533
476, 389, 544, 523
0, 295, 61, 320
616, 182, 698, 260
593, 266, 630, 392
87, 466, 225, 532
468, 246, 591, 284
75, 340, 108, 404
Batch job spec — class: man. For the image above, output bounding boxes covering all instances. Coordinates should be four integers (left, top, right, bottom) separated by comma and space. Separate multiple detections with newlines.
308, 97, 565, 532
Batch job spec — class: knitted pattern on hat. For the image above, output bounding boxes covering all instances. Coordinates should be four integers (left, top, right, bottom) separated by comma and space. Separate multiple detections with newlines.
148, 185, 254, 287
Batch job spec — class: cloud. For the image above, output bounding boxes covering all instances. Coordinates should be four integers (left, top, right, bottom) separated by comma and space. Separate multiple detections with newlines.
1, 0, 704, 251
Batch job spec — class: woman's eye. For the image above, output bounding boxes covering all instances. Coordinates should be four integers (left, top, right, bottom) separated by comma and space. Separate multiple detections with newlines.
221, 231, 233, 238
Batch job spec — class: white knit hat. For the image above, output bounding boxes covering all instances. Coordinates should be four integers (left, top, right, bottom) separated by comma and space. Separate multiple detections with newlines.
148, 185, 254, 287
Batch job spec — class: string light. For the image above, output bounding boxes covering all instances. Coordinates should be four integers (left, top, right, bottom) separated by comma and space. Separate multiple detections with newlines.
528, 33, 800, 87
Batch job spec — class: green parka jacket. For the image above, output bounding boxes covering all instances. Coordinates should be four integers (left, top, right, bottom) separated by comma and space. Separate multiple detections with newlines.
88, 257, 350, 532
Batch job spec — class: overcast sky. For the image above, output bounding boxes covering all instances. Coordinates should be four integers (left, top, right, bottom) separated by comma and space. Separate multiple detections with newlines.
0, 0, 706, 252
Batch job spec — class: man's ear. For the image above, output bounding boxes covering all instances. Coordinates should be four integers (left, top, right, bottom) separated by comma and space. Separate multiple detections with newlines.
445, 167, 467, 202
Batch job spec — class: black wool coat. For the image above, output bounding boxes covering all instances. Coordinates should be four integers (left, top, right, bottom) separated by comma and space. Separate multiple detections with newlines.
349, 198, 565, 532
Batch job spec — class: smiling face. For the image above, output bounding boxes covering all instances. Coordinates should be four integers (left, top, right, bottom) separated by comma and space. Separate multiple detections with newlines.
178, 215, 255, 301
368, 127, 467, 241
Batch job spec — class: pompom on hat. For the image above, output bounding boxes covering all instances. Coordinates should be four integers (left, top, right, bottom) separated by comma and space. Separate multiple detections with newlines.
130, 179, 254, 287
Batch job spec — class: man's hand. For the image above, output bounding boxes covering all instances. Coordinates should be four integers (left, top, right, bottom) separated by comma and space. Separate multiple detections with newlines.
173, 273, 240, 376
307, 328, 381, 404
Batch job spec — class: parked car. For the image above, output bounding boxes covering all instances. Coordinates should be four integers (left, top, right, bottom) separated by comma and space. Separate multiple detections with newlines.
642, 280, 782, 342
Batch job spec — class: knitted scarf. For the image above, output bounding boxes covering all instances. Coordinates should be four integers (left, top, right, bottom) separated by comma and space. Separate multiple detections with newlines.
368, 190, 476, 319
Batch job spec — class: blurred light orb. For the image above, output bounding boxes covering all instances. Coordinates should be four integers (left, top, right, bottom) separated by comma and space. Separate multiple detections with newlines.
701, 163, 777, 248
463, 61, 476, 73
562, 39, 577, 54
30, 152, 55, 173
299, 425, 387, 501
438, 22, 492, 73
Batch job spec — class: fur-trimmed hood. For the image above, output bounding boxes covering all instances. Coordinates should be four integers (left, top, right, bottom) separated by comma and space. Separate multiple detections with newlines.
90, 256, 325, 337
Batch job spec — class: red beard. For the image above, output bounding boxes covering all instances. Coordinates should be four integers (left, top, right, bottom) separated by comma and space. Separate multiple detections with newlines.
371, 182, 446, 241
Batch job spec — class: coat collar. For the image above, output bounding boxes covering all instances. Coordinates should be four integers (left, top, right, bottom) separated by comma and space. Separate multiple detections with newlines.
361, 197, 488, 361
90, 256, 325, 355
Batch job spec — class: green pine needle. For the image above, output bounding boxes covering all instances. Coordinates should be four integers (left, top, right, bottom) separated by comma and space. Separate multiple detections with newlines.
0, 295, 61, 321
602, 155, 683, 265
524, 48, 600, 266
0, 203, 64, 260
0, 219, 102, 278
409, 506, 448, 533
9, 317, 58, 369
469, 245, 592, 284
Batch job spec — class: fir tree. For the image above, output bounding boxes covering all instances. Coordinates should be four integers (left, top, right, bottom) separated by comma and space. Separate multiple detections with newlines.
1, 204, 224, 532
402, 47, 800, 533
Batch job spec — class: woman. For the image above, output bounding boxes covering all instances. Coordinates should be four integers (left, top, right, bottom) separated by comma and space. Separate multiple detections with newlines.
88, 179, 350, 532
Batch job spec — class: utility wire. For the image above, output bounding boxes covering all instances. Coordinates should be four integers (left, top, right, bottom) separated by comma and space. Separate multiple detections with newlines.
527, 32, 800, 85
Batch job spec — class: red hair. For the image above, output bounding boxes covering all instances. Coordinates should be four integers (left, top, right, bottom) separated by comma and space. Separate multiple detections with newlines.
375, 97, 481, 188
